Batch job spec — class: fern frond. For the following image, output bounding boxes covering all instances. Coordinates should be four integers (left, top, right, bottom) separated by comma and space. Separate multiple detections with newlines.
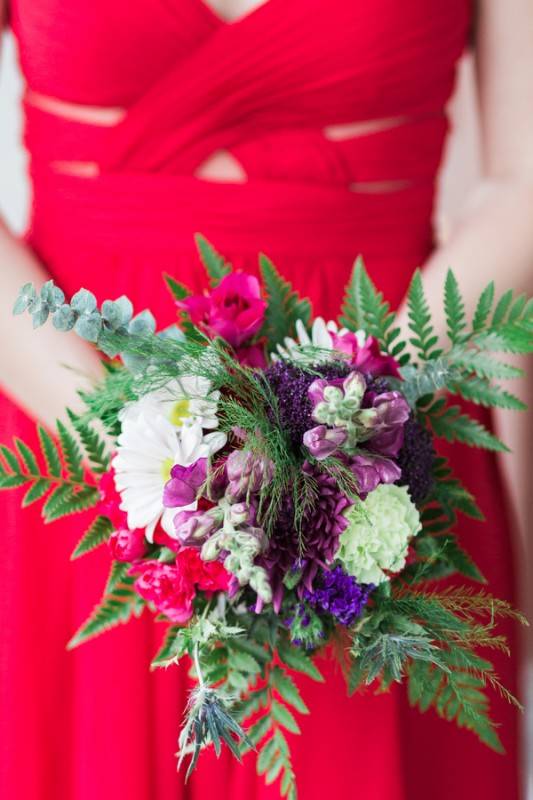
71, 514, 114, 559
406, 270, 441, 361
444, 270, 467, 344
195, 234, 232, 286
259, 254, 312, 350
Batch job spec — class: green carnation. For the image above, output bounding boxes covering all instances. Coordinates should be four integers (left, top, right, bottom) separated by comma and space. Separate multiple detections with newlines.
337, 484, 421, 584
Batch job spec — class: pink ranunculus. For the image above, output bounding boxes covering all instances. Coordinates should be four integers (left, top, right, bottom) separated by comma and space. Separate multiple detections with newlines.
331, 332, 401, 378
235, 342, 267, 368
108, 527, 147, 562
179, 272, 267, 348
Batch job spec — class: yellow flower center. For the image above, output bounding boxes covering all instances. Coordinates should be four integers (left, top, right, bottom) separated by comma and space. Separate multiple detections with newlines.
161, 457, 174, 482
168, 399, 191, 427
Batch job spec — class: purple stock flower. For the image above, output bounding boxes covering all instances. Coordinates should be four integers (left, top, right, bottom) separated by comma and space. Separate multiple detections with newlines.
364, 390, 410, 457
349, 453, 401, 496
303, 565, 373, 626
303, 425, 347, 460
226, 450, 274, 501
172, 507, 220, 545
163, 459, 207, 508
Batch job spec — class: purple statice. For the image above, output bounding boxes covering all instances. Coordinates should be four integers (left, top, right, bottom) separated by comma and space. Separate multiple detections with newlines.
264, 360, 349, 449
258, 463, 351, 611
397, 415, 436, 504
304, 565, 373, 626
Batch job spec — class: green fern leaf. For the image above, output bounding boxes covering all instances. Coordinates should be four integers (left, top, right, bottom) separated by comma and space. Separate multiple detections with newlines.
271, 666, 309, 714
163, 273, 191, 302
427, 404, 509, 452
0, 444, 21, 473
67, 580, 143, 649
452, 376, 527, 411
472, 281, 495, 332
259, 254, 312, 349
57, 420, 84, 481
339, 256, 365, 331
444, 270, 467, 344
67, 411, 110, 474
0, 474, 31, 489
43, 485, 99, 523
277, 638, 324, 682
38, 425, 62, 478
453, 349, 523, 380
151, 625, 189, 668
71, 514, 114, 559
406, 270, 441, 361
105, 561, 129, 594
13, 438, 39, 474
22, 478, 52, 507
271, 700, 301, 734
195, 234, 232, 286
491, 289, 514, 327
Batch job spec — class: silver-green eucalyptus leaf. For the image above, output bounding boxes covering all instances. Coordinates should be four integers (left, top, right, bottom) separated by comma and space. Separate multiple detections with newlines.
71, 288, 97, 315
53, 304, 77, 331
13, 283, 37, 315
128, 309, 156, 335
74, 311, 102, 342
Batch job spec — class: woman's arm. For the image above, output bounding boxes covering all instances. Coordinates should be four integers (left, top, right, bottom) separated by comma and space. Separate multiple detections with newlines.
0, 12, 103, 428
395, 0, 533, 537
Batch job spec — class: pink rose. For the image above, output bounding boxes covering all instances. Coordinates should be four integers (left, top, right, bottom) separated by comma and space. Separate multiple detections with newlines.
331, 332, 401, 378
179, 272, 266, 348
109, 527, 147, 562
134, 561, 195, 623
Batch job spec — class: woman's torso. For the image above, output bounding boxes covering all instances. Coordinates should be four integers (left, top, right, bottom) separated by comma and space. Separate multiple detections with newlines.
8, 0, 471, 320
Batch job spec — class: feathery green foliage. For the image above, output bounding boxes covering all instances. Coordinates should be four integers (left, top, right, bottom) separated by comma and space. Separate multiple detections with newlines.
68, 571, 144, 648
195, 234, 232, 286
340, 257, 406, 363
259, 254, 312, 350
71, 515, 114, 560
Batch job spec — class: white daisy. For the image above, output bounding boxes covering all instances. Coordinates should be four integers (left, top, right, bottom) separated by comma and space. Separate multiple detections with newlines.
121, 376, 220, 430
113, 380, 226, 542
276, 318, 365, 362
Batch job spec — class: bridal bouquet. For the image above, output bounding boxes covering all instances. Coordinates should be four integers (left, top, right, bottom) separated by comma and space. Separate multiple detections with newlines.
4, 237, 531, 798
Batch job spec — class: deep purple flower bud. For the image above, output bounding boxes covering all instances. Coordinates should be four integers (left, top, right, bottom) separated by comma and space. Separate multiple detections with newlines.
349, 453, 401, 496
365, 391, 410, 457
163, 458, 207, 508
303, 425, 347, 460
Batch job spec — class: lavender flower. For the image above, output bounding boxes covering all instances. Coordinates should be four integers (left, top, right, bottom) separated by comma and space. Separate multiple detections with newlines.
303, 565, 373, 626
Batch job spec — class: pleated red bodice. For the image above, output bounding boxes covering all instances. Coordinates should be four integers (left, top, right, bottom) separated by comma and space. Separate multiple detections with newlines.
1, 1, 521, 799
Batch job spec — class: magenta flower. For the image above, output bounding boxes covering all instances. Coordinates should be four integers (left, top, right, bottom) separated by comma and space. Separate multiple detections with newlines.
133, 561, 196, 623
303, 425, 347, 460
331, 332, 401, 378
163, 459, 208, 509
108, 527, 147, 562
179, 272, 266, 348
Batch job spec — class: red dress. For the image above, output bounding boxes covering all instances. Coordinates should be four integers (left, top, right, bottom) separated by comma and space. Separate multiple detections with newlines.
1, 1, 520, 798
